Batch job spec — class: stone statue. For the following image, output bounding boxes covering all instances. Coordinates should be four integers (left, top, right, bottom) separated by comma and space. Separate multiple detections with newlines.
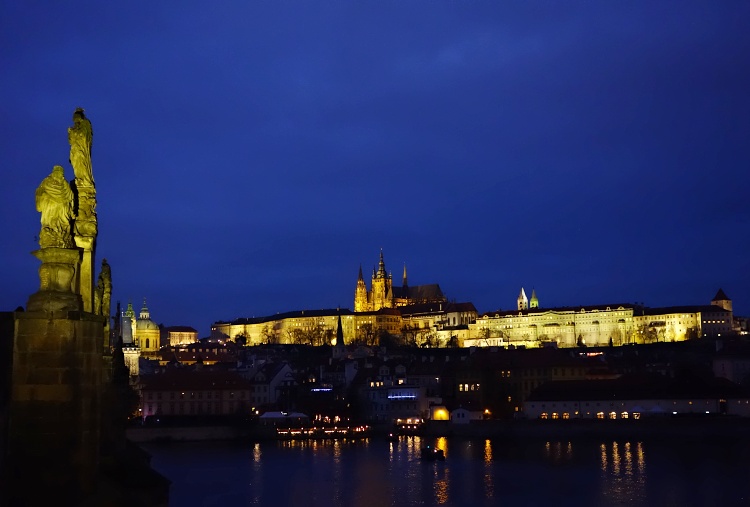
35, 165, 74, 249
68, 107, 94, 188
95, 258, 112, 317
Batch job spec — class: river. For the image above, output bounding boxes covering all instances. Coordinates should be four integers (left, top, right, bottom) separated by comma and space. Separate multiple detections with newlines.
142, 435, 750, 506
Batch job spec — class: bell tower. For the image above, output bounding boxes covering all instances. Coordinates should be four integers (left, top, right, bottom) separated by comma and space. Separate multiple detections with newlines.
354, 265, 369, 312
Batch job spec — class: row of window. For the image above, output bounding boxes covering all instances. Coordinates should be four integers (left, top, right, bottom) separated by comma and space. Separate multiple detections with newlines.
540, 411, 641, 420
145, 390, 255, 401
146, 401, 247, 415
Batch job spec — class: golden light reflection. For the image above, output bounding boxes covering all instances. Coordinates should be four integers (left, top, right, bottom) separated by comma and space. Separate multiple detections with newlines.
436, 436, 447, 456
333, 440, 341, 465
624, 442, 633, 477
253, 442, 261, 464
433, 461, 449, 504
637, 442, 645, 474
484, 439, 494, 499
544, 441, 572, 462
598, 441, 647, 505
612, 442, 620, 476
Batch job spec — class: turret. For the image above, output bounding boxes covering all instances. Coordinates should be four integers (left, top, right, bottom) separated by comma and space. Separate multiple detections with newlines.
530, 289, 539, 309
517, 288, 528, 311
711, 288, 732, 312
354, 265, 369, 312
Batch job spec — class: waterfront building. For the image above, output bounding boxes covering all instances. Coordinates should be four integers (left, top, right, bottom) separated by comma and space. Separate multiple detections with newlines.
523, 374, 750, 419
140, 369, 253, 420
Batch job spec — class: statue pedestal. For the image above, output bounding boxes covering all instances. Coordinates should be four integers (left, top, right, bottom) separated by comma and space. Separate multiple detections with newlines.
8, 310, 103, 504
27, 247, 83, 312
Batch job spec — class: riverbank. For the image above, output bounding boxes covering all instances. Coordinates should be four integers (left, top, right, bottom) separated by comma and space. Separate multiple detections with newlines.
127, 416, 750, 443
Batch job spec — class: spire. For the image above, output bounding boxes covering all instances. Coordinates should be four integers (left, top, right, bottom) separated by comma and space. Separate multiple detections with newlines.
713, 288, 730, 301
377, 249, 386, 277
530, 288, 539, 309
517, 288, 528, 311
358, 264, 364, 282
336, 313, 344, 347
402, 263, 408, 287
139, 297, 150, 320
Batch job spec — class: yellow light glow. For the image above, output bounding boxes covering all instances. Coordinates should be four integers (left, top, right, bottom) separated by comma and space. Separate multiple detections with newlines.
433, 408, 449, 421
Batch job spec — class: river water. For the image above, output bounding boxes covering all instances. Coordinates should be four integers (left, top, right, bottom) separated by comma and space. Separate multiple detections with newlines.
142, 435, 750, 506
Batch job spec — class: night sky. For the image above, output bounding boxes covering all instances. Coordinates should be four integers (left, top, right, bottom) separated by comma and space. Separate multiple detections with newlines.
2, 2, 749, 335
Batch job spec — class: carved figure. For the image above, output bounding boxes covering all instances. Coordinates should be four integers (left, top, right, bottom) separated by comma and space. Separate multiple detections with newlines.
68, 107, 94, 187
35, 165, 74, 248
95, 258, 112, 317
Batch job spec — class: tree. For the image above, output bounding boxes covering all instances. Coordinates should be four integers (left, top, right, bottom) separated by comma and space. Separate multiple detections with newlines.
378, 329, 401, 348
261, 324, 278, 344
478, 327, 492, 347
419, 330, 438, 348
686, 326, 701, 340
400, 325, 418, 347
355, 323, 378, 346
234, 333, 248, 347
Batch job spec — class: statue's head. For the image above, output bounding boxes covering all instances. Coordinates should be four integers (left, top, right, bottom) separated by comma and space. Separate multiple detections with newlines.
52, 165, 65, 178
73, 108, 86, 121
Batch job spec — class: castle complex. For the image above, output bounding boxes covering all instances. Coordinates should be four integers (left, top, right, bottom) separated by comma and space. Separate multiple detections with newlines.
354, 250, 446, 312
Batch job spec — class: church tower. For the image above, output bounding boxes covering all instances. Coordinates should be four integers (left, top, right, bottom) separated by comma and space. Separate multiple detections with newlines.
135, 298, 160, 357
123, 300, 136, 344
371, 250, 393, 311
711, 288, 732, 312
354, 265, 369, 312
517, 288, 528, 310
402, 263, 409, 297
530, 289, 539, 309
333, 313, 346, 359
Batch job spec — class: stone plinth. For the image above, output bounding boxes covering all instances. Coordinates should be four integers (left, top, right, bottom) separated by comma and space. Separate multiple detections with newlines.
27, 247, 83, 313
8, 310, 103, 506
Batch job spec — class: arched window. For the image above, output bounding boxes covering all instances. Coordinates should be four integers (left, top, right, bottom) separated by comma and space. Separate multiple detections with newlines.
146, 338, 150, 349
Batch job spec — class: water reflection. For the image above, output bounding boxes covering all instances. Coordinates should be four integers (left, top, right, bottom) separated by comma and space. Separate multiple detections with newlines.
599, 440, 647, 505
147, 436, 750, 507
545, 440, 573, 462
483, 439, 493, 499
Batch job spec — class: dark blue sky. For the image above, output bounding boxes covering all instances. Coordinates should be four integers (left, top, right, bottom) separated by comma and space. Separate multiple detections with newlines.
2, 2, 749, 335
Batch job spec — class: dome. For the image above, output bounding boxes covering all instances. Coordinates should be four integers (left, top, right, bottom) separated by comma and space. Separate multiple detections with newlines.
136, 318, 159, 331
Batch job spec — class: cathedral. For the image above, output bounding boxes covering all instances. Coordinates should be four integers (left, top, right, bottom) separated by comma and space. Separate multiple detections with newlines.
354, 250, 446, 312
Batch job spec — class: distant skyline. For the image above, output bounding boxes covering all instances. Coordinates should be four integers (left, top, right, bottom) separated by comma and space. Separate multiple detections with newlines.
2, 2, 749, 335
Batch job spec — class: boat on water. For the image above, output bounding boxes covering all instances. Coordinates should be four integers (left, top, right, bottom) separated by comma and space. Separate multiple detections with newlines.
421, 444, 445, 461
276, 424, 370, 440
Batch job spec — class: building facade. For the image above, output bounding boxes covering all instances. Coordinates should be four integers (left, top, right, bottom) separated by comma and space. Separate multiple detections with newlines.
465, 290, 735, 348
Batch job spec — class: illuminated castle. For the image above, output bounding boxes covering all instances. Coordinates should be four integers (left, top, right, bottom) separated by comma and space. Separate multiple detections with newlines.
354, 250, 446, 312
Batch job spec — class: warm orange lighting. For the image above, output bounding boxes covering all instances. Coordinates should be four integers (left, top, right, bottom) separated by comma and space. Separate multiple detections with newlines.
433, 408, 449, 421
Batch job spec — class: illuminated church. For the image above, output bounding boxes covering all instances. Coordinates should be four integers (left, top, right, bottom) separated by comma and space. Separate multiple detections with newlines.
120, 299, 161, 376
354, 250, 446, 312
